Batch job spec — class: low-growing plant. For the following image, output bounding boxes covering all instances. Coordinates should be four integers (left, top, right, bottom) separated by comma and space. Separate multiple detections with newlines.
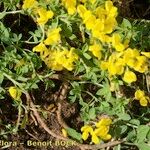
0, 0, 150, 150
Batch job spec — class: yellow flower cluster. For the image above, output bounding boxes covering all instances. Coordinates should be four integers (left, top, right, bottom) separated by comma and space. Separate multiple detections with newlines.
62, 0, 77, 15
100, 46, 150, 83
76, 1, 150, 84
22, 0, 54, 25
23, 0, 150, 82
77, 1, 117, 42
81, 118, 112, 144
135, 90, 150, 106
33, 42, 78, 71
8, 86, 22, 101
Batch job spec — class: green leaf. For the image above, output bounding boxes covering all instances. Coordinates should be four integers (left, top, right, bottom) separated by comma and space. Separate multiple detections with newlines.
147, 130, 150, 140
0, 12, 6, 19
66, 128, 82, 141
127, 130, 136, 142
0, 73, 4, 84
89, 107, 96, 120
129, 119, 140, 126
83, 53, 92, 60
119, 125, 128, 134
113, 144, 121, 150
137, 143, 150, 150
118, 113, 131, 121
136, 125, 150, 143
121, 18, 132, 29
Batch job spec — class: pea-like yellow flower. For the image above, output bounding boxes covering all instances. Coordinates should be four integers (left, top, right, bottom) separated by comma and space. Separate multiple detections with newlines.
89, 43, 102, 59
92, 19, 104, 33
141, 52, 150, 58
83, 11, 96, 30
108, 63, 124, 76
105, 1, 118, 18
104, 17, 117, 34
95, 7, 106, 20
96, 118, 112, 127
100, 61, 108, 70
123, 70, 137, 83
123, 48, 140, 67
37, 8, 54, 25
77, 5, 87, 19
91, 132, 100, 144
62, 129, 68, 137
134, 56, 148, 73
8, 86, 22, 100
81, 118, 112, 144
104, 53, 124, 76
140, 97, 149, 106
135, 89, 145, 100
33, 42, 50, 61
112, 33, 125, 51
62, 0, 77, 15
94, 126, 111, 141
81, 125, 93, 140
44, 28, 62, 45
134, 90, 149, 106
33, 42, 47, 53
22, 0, 38, 10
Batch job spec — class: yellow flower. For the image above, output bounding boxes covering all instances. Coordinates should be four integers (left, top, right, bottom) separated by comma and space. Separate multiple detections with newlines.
77, 5, 87, 18
92, 19, 104, 32
62, 48, 78, 71
37, 8, 54, 25
123, 70, 137, 83
89, 43, 102, 59
134, 90, 149, 107
96, 118, 112, 127
123, 48, 140, 66
81, 118, 112, 144
33, 42, 47, 53
62, 129, 68, 137
106, 53, 124, 75
81, 125, 93, 140
95, 7, 106, 20
8, 86, 22, 100
134, 56, 148, 73
141, 52, 150, 58
44, 28, 62, 45
140, 97, 148, 107
22, 0, 38, 10
135, 90, 145, 100
94, 126, 111, 140
112, 33, 125, 51
91, 132, 100, 144
83, 11, 96, 30
105, 1, 118, 18
62, 0, 76, 15
100, 61, 108, 70
104, 17, 117, 34
33, 42, 50, 61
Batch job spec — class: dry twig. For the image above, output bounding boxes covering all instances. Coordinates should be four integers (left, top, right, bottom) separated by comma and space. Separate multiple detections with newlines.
26, 92, 126, 150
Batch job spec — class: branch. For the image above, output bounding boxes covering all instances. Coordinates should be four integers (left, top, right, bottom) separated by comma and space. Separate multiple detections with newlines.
26, 93, 126, 150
